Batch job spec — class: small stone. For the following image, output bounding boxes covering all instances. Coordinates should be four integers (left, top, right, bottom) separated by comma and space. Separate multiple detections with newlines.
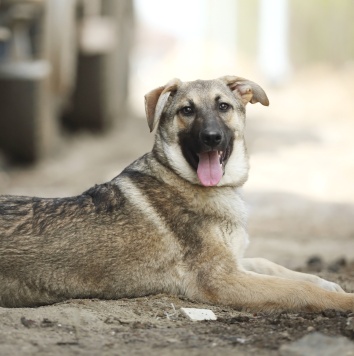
343, 317, 354, 338
280, 331, 290, 339
306, 256, 323, 272
322, 309, 338, 318
180, 308, 217, 321
347, 317, 354, 331
40, 318, 56, 327
328, 257, 347, 272
20, 317, 36, 328
236, 338, 246, 344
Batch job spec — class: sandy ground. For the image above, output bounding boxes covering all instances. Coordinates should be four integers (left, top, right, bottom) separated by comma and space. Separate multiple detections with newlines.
0, 67, 354, 354
0, 260, 353, 356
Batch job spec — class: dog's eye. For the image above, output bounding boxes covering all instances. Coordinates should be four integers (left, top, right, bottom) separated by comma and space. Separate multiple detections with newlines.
180, 106, 194, 116
219, 103, 230, 112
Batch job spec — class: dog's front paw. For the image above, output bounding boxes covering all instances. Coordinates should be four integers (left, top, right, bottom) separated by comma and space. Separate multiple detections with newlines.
317, 278, 345, 293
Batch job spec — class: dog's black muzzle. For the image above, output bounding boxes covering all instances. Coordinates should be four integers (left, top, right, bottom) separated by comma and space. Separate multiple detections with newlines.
179, 119, 234, 173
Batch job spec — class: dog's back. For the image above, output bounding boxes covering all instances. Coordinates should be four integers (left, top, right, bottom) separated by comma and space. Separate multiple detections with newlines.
0, 181, 130, 236
0, 184, 131, 306
0, 166, 196, 307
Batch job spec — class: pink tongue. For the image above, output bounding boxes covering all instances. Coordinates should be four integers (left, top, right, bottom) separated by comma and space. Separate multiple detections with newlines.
197, 151, 223, 186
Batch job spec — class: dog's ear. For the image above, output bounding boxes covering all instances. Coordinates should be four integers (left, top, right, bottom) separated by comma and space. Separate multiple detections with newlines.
144, 78, 181, 132
220, 75, 269, 106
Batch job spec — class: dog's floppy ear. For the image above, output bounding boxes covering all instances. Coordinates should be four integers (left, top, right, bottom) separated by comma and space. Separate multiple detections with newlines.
144, 78, 181, 132
220, 75, 269, 106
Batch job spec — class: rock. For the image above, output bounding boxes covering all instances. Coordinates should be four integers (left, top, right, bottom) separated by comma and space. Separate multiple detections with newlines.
343, 316, 354, 338
279, 332, 354, 356
20, 317, 37, 328
347, 317, 354, 331
306, 256, 323, 272
328, 257, 347, 272
180, 308, 217, 321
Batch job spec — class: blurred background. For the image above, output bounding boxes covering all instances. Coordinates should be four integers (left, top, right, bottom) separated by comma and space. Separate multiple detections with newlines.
0, 0, 353, 268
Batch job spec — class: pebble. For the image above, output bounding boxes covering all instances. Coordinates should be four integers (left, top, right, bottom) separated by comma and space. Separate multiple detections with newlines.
306, 256, 323, 272
347, 317, 354, 331
180, 308, 217, 321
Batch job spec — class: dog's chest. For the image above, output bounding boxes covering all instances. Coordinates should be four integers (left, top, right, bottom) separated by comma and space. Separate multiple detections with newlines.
217, 217, 249, 261
190, 188, 249, 260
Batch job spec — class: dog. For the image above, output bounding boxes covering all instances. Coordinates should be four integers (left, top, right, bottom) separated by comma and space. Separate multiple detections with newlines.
0, 75, 353, 312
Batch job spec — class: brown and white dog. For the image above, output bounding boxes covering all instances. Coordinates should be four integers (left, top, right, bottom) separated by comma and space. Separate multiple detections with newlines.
0, 76, 353, 312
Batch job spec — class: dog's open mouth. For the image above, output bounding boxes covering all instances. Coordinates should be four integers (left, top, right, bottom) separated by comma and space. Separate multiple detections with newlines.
179, 130, 234, 187
185, 146, 231, 187
197, 151, 224, 187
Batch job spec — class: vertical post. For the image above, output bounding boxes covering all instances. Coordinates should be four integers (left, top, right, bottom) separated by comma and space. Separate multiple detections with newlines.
258, 0, 291, 85
204, 0, 238, 76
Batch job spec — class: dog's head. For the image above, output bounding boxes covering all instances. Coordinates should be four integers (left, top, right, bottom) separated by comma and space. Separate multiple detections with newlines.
145, 76, 269, 187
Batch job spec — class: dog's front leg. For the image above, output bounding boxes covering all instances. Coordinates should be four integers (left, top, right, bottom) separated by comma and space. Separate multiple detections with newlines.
241, 257, 344, 293
195, 270, 354, 313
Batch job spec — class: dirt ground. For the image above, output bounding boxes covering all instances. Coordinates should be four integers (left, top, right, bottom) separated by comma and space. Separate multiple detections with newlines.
0, 260, 353, 355
0, 67, 354, 354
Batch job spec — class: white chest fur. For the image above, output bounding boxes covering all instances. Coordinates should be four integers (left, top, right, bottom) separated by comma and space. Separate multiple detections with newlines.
188, 186, 250, 261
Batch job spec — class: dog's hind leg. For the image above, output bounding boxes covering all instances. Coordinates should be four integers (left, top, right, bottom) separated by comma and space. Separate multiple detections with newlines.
241, 257, 344, 293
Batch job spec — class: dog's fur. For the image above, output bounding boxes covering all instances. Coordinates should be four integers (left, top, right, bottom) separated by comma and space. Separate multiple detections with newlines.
0, 76, 353, 312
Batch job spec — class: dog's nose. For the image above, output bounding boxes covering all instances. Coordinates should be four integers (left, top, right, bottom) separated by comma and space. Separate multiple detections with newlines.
200, 129, 222, 147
